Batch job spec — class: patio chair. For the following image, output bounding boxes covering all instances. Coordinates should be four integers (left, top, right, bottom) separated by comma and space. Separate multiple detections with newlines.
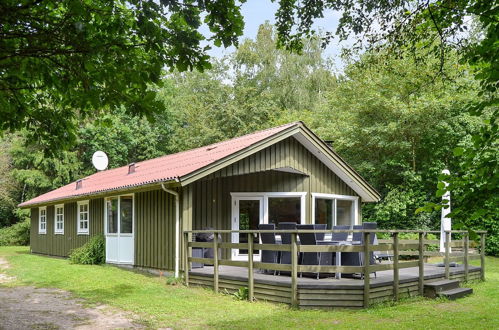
258, 223, 279, 275
297, 224, 334, 279
331, 225, 350, 242
278, 222, 297, 269
351, 225, 363, 243
314, 223, 327, 241
341, 222, 378, 279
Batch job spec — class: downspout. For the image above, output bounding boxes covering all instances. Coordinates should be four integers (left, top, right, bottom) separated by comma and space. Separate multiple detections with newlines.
161, 182, 180, 278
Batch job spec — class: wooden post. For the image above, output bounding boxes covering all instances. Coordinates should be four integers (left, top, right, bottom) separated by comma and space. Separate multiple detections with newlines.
213, 232, 219, 293
247, 232, 254, 302
183, 232, 190, 286
445, 231, 450, 279
291, 232, 298, 308
464, 232, 469, 282
480, 233, 486, 281
393, 232, 399, 301
418, 232, 425, 296
363, 231, 371, 308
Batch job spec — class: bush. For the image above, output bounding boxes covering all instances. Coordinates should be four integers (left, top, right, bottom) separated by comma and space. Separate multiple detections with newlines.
69, 235, 105, 265
0, 218, 30, 246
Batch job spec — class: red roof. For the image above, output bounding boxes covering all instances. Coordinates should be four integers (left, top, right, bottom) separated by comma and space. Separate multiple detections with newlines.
19, 122, 298, 207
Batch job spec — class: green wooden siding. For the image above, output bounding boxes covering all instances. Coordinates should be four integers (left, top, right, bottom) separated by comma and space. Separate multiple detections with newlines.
134, 189, 177, 270
30, 198, 104, 256
188, 136, 361, 258
204, 136, 357, 198
191, 136, 359, 229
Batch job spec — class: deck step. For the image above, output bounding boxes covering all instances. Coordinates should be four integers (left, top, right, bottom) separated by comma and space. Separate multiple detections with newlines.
423, 279, 460, 298
437, 287, 473, 300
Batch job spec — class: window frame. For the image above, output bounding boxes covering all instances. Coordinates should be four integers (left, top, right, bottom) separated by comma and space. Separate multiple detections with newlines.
230, 192, 307, 225
104, 194, 134, 236
77, 200, 90, 235
311, 193, 359, 228
54, 204, 64, 235
38, 206, 47, 234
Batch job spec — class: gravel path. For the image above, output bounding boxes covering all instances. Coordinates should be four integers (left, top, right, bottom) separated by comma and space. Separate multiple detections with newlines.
0, 257, 142, 329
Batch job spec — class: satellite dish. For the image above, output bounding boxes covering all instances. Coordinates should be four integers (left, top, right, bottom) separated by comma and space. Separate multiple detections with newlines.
92, 151, 108, 171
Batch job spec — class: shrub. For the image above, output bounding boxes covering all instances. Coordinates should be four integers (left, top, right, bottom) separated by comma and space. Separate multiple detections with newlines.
0, 218, 30, 246
69, 235, 105, 265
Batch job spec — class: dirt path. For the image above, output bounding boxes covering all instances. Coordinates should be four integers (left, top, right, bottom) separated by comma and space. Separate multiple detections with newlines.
0, 257, 143, 329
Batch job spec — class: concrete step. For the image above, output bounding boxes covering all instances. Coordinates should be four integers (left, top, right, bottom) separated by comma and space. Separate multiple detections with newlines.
424, 279, 460, 298
437, 287, 473, 300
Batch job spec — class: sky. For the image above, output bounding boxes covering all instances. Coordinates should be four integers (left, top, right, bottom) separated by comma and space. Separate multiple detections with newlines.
202, 1, 353, 69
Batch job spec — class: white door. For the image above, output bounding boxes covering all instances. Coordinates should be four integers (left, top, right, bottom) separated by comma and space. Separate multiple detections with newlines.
105, 195, 134, 264
231, 197, 264, 260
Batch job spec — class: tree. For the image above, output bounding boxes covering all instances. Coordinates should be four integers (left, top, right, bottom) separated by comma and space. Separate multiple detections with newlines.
162, 23, 336, 151
272, 0, 498, 253
301, 48, 484, 230
0, 0, 245, 149
0, 138, 19, 227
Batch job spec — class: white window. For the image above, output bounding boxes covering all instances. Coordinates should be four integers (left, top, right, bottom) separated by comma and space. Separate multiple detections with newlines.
54, 204, 64, 234
38, 207, 47, 234
77, 201, 89, 234
312, 193, 359, 229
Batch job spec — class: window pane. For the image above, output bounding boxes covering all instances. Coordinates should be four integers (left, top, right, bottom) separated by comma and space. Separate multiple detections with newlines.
107, 198, 118, 233
238, 200, 261, 254
315, 199, 333, 229
120, 196, 133, 234
268, 197, 301, 226
336, 200, 353, 226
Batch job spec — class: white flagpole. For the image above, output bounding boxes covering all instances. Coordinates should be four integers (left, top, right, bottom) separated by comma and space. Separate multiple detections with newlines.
440, 169, 452, 253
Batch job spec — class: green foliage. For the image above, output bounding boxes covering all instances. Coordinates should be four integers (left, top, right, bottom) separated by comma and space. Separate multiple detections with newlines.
0, 218, 30, 246
446, 116, 498, 256
0, 137, 19, 227
364, 175, 435, 230
69, 235, 105, 265
308, 48, 482, 231
375, 232, 439, 253
271, 0, 499, 256
232, 287, 249, 301
77, 107, 175, 175
161, 23, 335, 151
0, 0, 245, 150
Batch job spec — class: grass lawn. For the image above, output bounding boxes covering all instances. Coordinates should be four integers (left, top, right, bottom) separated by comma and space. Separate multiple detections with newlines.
1, 246, 498, 329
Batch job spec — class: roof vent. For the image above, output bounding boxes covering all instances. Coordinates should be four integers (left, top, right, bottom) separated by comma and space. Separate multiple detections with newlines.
76, 179, 83, 190
206, 146, 217, 151
128, 163, 136, 174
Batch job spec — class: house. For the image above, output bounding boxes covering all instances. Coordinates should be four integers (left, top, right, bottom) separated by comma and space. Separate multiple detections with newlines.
19, 122, 380, 277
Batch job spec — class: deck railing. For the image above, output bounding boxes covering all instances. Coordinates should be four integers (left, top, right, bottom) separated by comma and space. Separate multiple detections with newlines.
182, 229, 486, 308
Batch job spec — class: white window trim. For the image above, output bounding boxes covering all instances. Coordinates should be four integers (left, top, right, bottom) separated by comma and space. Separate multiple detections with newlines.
77, 200, 90, 235
311, 193, 360, 227
230, 192, 307, 225
103, 194, 135, 265
38, 206, 47, 234
230, 192, 307, 261
54, 204, 64, 235
104, 194, 135, 236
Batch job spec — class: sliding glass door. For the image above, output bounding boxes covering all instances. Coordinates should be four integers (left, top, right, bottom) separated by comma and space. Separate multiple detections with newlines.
231, 192, 306, 260
231, 197, 263, 260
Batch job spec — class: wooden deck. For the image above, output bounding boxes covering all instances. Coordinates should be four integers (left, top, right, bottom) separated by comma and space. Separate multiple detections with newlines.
189, 263, 482, 309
